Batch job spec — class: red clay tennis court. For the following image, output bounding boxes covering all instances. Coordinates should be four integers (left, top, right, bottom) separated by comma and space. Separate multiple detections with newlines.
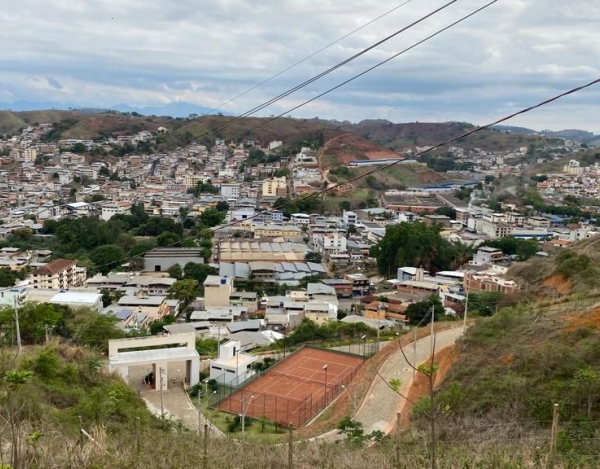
215, 346, 363, 428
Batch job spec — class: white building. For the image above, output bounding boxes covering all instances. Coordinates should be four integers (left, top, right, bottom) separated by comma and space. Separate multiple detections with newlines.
220, 183, 241, 199
343, 211, 358, 227
317, 232, 347, 257
209, 340, 257, 385
50, 292, 103, 311
101, 202, 132, 221
291, 213, 311, 225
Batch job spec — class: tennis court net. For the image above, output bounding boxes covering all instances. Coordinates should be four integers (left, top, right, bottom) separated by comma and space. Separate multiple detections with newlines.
269, 370, 334, 388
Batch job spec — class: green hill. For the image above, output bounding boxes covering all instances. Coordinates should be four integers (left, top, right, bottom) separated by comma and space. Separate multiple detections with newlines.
0, 110, 27, 135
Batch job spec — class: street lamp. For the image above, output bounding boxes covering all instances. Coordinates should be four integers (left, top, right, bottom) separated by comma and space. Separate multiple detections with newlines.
341, 384, 355, 418
241, 394, 256, 442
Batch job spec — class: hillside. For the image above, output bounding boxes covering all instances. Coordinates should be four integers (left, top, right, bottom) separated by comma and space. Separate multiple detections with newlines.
425, 297, 600, 467
508, 236, 600, 296
0, 109, 563, 153
0, 110, 27, 135
339, 120, 549, 152
0, 110, 174, 140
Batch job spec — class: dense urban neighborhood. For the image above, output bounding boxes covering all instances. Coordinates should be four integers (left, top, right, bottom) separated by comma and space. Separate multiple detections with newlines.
1, 112, 600, 468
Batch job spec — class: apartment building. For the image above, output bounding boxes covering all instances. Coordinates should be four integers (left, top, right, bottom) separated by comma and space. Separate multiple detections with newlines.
220, 183, 241, 199
261, 177, 287, 197
29, 259, 81, 289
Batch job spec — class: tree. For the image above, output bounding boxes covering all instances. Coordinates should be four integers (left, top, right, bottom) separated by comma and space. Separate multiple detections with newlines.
305, 252, 323, 263
183, 262, 217, 285
167, 263, 183, 280
370, 222, 460, 277
72, 142, 86, 153
90, 245, 125, 275
157, 231, 181, 247
11, 227, 33, 241
0, 303, 64, 344
197, 208, 226, 229
149, 315, 176, 335
575, 366, 600, 418
434, 206, 457, 219
340, 201, 352, 211
404, 295, 444, 326
167, 279, 199, 310
216, 201, 230, 212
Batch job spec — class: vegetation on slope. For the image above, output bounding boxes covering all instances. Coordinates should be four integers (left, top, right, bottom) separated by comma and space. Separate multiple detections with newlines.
422, 300, 600, 466
508, 236, 600, 295
0, 111, 27, 136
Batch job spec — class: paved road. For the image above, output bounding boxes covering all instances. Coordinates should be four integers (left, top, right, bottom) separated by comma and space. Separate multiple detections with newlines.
142, 388, 224, 437
354, 327, 464, 434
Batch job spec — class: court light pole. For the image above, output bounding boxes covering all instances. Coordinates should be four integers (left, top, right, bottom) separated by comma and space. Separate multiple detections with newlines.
241, 394, 256, 442
360, 334, 366, 359
341, 384, 355, 418
322, 364, 328, 404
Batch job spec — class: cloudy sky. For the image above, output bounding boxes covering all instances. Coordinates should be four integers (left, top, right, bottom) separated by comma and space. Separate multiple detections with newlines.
1, 0, 599, 131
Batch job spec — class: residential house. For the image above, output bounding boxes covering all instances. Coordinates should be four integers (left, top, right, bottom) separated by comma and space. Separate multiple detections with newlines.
203, 275, 234, 307
117, 295, 169, 321
209, 340, 257, 385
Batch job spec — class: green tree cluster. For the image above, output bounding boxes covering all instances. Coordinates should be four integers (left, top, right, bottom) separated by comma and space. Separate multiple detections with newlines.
481, 236, 539, 261
273, 196, 322, 218
370, 222, 469, 276
0, 303, 124, 350
405, 295, 445, 325
0, 268, 27, 288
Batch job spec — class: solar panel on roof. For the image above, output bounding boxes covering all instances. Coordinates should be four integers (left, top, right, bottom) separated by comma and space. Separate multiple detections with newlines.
113, 309, 133, 321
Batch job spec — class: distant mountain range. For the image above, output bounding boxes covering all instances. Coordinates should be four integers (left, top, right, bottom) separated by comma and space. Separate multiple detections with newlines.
0, 100, 229, 118
493, 125, 599, 146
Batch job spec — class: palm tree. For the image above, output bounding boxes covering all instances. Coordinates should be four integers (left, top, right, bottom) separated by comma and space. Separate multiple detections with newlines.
259, 415, 269, 433
179, 206, 190, 227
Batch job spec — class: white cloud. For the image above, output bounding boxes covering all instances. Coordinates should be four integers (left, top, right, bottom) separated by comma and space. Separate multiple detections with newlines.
0, 0, 598, 131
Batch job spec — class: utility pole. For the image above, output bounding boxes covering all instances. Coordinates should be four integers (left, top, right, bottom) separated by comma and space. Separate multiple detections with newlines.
430, 304, 435, 356
396, 412, 402, 466
45, 324, 50, 345
159, 367, 165, 418
462, 273, 471, 333
549, 403, 560, 469
198, 388, 202, 436
412, 326, 417, 379
14, 296, 22, 354
288, 424, 294, 469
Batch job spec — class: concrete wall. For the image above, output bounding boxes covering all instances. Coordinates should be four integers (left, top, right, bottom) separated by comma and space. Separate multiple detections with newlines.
108, 332, 196, 358
144, 256, 204, 272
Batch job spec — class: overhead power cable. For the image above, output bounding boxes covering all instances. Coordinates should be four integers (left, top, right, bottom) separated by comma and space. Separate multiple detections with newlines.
228, 0, 498, 142
192, 0, 458, 140
203, 0, 414, 114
